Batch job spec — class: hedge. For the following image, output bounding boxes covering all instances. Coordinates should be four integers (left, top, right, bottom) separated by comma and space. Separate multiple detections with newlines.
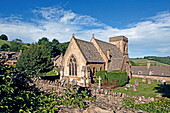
95, 70, 107, 82
107, 70, 129, 87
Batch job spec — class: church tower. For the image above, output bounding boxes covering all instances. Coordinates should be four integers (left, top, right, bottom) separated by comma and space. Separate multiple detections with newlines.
109, 36, 128, 55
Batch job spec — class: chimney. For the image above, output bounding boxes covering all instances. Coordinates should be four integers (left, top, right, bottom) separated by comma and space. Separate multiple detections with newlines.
147, 61, 151, 69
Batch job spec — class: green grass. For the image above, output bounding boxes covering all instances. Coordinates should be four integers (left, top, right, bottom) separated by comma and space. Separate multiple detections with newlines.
0, 40, 11, 47
37, 68, 60, 77
112, 78, 170, 98
131, 58, 169, 66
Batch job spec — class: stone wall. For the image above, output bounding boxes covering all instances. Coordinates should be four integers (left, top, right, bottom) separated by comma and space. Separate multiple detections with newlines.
31, 77, 157, 105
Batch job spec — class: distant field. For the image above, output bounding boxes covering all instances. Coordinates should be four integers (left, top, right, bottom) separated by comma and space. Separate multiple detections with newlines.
131, 58, 170, 66
0, 40, 11, 47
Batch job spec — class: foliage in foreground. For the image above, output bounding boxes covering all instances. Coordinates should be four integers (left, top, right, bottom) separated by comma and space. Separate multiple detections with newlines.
0, 66, 93, 112
123, 97, 170, 113
57, 87, 93, 108
0, 67, 58, 112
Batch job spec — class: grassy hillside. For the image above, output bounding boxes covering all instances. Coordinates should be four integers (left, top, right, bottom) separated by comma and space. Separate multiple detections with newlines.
131, 58, 170, 66
0, 40, 11, 47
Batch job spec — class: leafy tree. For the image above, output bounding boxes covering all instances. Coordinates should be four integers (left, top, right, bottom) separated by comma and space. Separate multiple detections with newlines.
56, 42, 69, 54
52, 39, 59, 46
0, 43, 10, 51
0, 34, 8, 40
38, 37, 50, 45
13, 38, 23, 43
16, 44, 53, 76
10, 39, 23, 52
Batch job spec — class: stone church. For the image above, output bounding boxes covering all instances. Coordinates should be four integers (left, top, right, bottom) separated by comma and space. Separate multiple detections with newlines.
60, 35, 131, 87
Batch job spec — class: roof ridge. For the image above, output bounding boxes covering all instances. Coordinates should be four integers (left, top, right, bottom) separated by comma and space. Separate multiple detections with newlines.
94, 38, 116, 46
75, 38, 92, 44
74, 38, 88, 62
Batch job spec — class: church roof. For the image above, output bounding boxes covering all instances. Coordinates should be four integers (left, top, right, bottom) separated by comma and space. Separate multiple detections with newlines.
94, 38, 123, 59
93, 38, 123, 70
75, 38, 104, 63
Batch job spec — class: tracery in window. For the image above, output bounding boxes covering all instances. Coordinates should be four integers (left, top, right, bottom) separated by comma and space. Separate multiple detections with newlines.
69, 55, 77, 76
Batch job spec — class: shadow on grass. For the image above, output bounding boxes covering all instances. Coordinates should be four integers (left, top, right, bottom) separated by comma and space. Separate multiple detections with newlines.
155, 84, 170, 98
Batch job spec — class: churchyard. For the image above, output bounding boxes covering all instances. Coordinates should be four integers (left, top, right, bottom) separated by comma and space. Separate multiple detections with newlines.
112, 77, 170, 98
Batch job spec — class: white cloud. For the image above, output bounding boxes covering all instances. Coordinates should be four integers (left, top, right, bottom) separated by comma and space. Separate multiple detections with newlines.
0, 7, 170, 57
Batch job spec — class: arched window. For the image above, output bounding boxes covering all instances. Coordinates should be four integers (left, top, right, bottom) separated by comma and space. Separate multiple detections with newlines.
69, 55, 77, 76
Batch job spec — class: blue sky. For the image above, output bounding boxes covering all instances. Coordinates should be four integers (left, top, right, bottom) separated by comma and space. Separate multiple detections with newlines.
0, 0, 170, 58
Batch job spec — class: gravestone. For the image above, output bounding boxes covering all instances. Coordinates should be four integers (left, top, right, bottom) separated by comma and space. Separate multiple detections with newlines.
134, 79, 139, 86
142, 78, 146, 83
161, 79, 166, 85
132, 85, 137, 92
72, 79, 77, 86
124, 87, 128, 90
148, 79, 151, 84
65, 77, 70, 84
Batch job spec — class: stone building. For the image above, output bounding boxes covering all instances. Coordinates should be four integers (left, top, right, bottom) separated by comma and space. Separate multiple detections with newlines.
52, 54, 63, 68
60, 35, 131, 87
0, 50, 22, 65
131, 61, 170, 76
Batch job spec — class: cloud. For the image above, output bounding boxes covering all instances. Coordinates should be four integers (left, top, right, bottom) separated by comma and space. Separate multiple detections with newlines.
0, 7, 170, 57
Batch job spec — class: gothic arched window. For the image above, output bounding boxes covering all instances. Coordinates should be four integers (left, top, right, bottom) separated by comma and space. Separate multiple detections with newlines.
69, 55, 77, 76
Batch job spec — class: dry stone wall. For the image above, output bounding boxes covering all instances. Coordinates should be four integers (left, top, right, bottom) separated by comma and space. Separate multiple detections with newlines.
31, 77, 157, 105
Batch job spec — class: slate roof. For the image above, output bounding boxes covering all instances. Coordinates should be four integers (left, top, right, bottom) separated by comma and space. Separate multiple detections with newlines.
94, 38, 123, 71
75, 38, 104, 63
131, 66, 170, 76
94, 39, 123, 58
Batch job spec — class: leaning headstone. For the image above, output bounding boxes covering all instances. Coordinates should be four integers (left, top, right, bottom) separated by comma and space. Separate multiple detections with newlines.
148, 79, 151, 84
135, 79, 139, 86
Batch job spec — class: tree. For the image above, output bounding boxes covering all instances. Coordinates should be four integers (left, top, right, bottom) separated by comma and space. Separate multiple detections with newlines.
38, 37, 50, 45
0, 34, 8, 40
0, 44, 10, 51
52, 39, 59, 46
10, 39, 23, 52
16, 44, 53, 76
0, 64, 58, 112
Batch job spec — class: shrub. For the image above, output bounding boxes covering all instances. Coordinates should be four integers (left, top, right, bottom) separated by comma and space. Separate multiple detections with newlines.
95, 70, 107, 82
107, 70, 129, 87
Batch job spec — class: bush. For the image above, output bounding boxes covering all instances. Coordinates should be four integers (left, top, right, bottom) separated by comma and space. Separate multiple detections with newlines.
107, 70, 129, 87
95, 70, 107, 82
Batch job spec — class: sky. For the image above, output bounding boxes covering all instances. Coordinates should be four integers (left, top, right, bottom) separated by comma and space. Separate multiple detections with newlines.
0, 0, 170, 58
